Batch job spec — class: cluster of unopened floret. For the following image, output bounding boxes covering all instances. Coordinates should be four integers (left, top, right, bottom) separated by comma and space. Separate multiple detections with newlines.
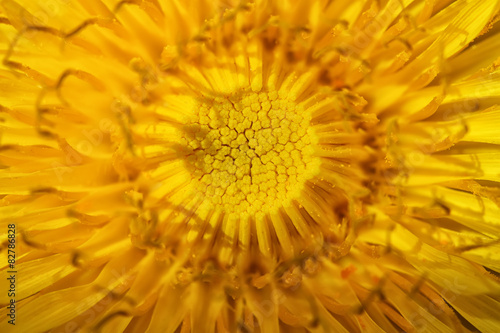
182, 90, 320, 216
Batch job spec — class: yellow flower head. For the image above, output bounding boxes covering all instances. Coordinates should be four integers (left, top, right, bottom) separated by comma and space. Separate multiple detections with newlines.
1, 0, 500, 332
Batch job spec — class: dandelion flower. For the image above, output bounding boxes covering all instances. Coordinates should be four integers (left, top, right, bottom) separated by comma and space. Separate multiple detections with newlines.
1, 0, 500, 332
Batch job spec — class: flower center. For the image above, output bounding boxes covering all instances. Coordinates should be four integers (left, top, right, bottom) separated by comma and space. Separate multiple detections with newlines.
182, 90, 320, 218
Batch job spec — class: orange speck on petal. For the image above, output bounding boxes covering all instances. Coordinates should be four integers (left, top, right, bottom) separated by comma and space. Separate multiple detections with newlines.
341, 265, 357, 279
